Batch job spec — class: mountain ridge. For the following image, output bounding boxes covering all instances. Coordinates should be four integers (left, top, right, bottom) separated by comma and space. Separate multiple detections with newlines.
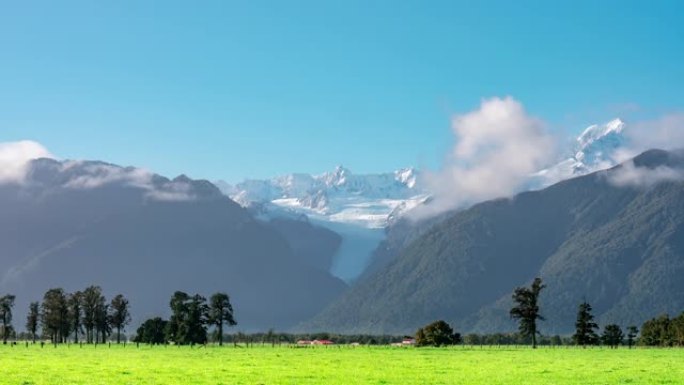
301, 149, 684, 335
0, 158, 347, 331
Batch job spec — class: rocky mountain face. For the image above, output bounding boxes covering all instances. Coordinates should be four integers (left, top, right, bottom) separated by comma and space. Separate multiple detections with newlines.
0, 158, 346, 330
217, 119, 633, 283
218, 166, 428, 229
303, 149, 684, 335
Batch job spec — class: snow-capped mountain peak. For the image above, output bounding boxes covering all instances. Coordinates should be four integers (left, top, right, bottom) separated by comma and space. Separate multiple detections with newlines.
574, 118, 627, 165
534, 118, 629, 186
321, 165, 351, 187
577, 118, 625, 149
394, 167, 418, 188
217, 166, 427, 228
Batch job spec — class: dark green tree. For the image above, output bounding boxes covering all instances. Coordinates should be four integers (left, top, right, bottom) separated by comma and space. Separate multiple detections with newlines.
415, 320, 461, 347
601, 324, 623, 348
68, 291, 83, 343
167, 291, 190, 344
26, 301, 40, 343
208, 292, 237, 346
0, 294, 16, 344
95, 301, 111, 343
82, 286, 105, 343
572, 301, 599, 347
626, 325, 638, 349
186, 294, 209, 344
134, 317, 168, 345
167, 291, 209, 345
670, 313, 684, 346
109, 294, 131, 344
509, 277, 546, 348
641, 314, 672, 346
41, 288, 69, 343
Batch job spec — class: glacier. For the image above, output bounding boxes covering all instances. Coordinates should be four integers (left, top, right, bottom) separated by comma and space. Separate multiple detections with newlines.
218, 118, 632, 282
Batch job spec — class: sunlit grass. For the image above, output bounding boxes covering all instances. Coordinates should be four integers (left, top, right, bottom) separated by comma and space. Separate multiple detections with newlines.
1, 344, 683, 384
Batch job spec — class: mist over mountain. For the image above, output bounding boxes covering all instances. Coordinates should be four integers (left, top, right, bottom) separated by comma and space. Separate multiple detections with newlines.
216, 167, 428, 281
2, 117, 681, 337
0, 158, 346, 330
216, 117, 633, 283
303, 149, 684, 335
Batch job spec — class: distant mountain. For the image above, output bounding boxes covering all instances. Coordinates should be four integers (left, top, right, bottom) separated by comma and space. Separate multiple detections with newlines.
535, 118, 627, 186
216, 167, 429, 281
303, 149, 684, 335
217, 119, 631, 283
0, 158, 346, 330
218, 166, 428, 229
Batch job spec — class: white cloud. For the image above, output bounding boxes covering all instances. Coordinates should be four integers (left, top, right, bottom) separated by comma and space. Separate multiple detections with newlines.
145, 182, 196, 202
0, 140, 53, 183
61, 161, 197, 201
62, 161, 154, 189
603, 113, 684, 188
0, 140, 198, 202
604, 113, 684, 164
628, 113, 684, 152
608, 160, 684, 187
412, 97, 556, 219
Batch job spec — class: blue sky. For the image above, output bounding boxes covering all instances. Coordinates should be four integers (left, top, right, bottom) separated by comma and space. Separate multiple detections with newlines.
1, 0, 682, 182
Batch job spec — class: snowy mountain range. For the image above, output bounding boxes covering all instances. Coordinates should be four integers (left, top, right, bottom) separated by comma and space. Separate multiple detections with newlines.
215, 118, 631, 281
218, 118, 630, 229
534, 118, 627, 185
216, 166, 429, 229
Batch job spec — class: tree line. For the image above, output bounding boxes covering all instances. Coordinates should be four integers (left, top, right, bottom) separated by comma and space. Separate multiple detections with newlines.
413, 278, 684, 348
134, 291, 236, 345
0, 288, 237, 346
4, 279, 684, 348
1, 286, 130, 345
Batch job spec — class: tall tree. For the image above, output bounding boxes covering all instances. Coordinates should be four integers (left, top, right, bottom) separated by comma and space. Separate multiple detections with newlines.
41, 288, 69, 343
186, 294, 209, 345
167, 291, 209, 345
26, 302, 40, 343
167, 291, 190, 344
109, 294, 131, 344
208, 292, 237, 346
626, 325, 638, 349
509, 277, 545, 348
82, 286, 104, 344
68, 291, 83, 343
572, 301, 599, 347
601, 324, 624, 348
95, 302, 110, 343
134, 317, 168, 345
0, 294, 16, 344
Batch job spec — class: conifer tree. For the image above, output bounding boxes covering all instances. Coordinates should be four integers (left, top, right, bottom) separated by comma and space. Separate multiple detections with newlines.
509, 277, 545, 348
572, 301, 599, 347
601, 324, 623, 348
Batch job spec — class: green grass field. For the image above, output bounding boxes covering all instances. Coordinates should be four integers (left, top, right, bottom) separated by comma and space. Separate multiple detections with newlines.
1, 344, 683, 385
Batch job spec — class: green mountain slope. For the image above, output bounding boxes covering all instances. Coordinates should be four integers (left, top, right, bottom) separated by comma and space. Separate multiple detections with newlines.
304, 149, 684, 334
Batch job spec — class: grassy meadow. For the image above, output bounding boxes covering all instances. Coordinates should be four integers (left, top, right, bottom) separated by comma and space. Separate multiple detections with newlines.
1, 344, 683, 385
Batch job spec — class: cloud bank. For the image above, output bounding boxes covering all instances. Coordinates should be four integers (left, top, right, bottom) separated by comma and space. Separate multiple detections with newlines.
413, 97, 555, 219
606, 113, 684, 187
0, 140, 53, 183
608, 160, 684, 187
0, 140, 196, 201
59, 161, 197, 201
629, 113, 684, 152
